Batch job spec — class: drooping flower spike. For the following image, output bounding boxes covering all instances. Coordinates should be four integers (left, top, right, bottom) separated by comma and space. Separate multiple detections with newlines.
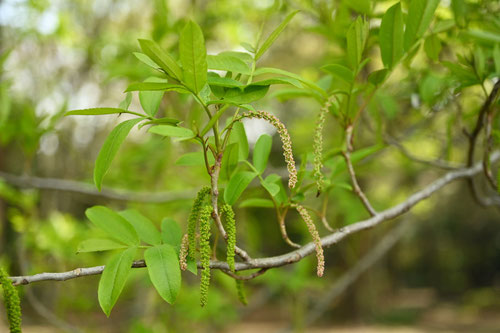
199, 205, 213, 307
294, 204, 325, 277
240, 111, 297, 189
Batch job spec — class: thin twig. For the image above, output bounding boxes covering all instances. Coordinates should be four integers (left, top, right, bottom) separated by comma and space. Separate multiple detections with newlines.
384, 135, 463, 170
8, 152, 499, 286
483, 108, 498, 190
343, 126, 377, 216
466, 80, 500, 206
220, 268, 268, 281
278, 206, 301, 248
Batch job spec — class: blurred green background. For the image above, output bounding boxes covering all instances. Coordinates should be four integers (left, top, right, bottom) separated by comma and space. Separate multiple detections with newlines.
1, 0, 500, 332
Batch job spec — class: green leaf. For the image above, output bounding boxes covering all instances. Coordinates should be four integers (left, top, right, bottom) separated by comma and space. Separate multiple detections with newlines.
119, 209, 161, 246
379, 3, 404, 69
85, 206, 139, 246
125, 82, 186, 92
175, 151, 214, 166
144, 244, 181, 304
251, 77, 302, 88
239, 198, 274, 208
346, 16, 369, 70
138, 39, 183, 80
186, 256, 198, 275
419, 73, 445, 104
368, 69, 389, 86
463, 29, 500, 44
451, 0, 466, 27
229, 122, 249, 161
98, 247, 136, 317
321, 64, 354, 83
255, 10, 299, 60
139, 77, 166, 117
494, 44, 500, 75
261, 179, 280, 196
206, 104, 233, 137
149, 125, 195, 139
207, 75, 245, 88
220, 143, 239, 181
94, 119, 143, 191
433, 20, 455, 34
138, 117, 182, 129
343, 0, 371, 14
241, 42, 255, 53
254, 67, 326, 96
253, 134, 272, 174
217, 51, 253, 64
271, 88, 319, 101
424, 34, 442, 61
160, 218, 183, 251
473, 46, 485, 79
443, 61, 479, 87
179, 20, 207, 94
223, 85, 270, 104
77, 238, 127, 253
264, 174, 288, 204
206, 100, 256, 111
65, 108, 142, 117
118, 92, 132, 110
207, 54, 251, 75
404, 0, 440, 51
133, 52, 160, 69
224, 171, 257, 205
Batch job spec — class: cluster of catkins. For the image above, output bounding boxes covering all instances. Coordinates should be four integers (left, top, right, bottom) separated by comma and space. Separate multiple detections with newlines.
183, 187, 240, 306
183, 186, 213, 306
0, 268, 22, 333
182, 110, 328, 306
240, 111, 297, 189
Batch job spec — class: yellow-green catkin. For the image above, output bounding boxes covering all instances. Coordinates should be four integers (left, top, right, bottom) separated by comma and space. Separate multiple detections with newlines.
0, 268, 22, 333
199, 205, 213, 307
221, 204, 236, 272
188, 186, 211, 260
235, 279, 247, 305
240, 111, 297, 188
313, 98, 332, 196
294, 204, 325, 277
179, 234, 189, 271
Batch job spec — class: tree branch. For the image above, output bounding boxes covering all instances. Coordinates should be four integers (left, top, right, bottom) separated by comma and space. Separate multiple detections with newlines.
384, 135, 463, 170
7, 151, 499, 286
466, 80, 500, 206
343, 125, 377, 216
0, 171, 195, 203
